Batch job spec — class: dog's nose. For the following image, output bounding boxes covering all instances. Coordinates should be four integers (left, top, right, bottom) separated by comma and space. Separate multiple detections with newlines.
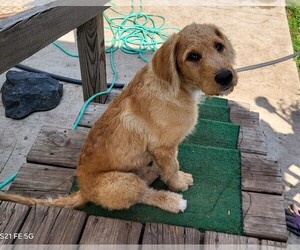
214, 69, 233, 86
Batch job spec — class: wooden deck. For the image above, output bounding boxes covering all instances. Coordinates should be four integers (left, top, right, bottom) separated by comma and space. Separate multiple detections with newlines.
0, 91, 288, 245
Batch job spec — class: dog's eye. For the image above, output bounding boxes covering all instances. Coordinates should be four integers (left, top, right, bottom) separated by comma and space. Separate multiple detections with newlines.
187, 52, 201, 62
215, 43, 224, 52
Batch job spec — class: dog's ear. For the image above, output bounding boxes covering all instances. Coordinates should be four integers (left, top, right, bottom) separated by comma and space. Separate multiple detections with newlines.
152, 34, 180, 86
211, 25, 236, 64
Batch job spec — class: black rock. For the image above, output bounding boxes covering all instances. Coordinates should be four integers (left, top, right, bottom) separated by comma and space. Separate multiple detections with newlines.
1, 70, 63, 119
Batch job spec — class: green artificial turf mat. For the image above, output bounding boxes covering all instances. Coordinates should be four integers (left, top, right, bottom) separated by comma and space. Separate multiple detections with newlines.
203, 97, 228, 107
184, 119, 240, 149
76, 144, 242, 234
72, 97, 243, 235
198, 104, 230, 122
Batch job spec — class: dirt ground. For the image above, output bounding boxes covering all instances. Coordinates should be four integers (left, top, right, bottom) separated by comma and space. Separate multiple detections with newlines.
0, 5, 300, 243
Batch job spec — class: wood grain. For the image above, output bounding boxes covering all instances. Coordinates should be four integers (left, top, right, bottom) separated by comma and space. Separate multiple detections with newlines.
0, 6, 48, 30
229, 101, 250, 112
78, 92, 257, 129
80, 216, 142, 244
77, 90, 122, 127
229, 101, 260, 128
142, 223, 202, 244
8, 163, 76, 198
0, 201, 30, 244
77, 12, 107, 103
0, 6, 108, 74
241, 153, 283, 194
78, 102, 108, 128
238, 127, 267, 155
242, 191, 288, 242
231, 111, 259, 128
15, 205, 87, 244
27, 126, 89, 168
27, 126, 269, 186
105, 89, 122, 104
261, 239, 287, 248
203, 231, 259, 245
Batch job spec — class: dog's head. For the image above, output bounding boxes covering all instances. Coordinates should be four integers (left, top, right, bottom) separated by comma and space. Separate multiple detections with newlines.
152, 23, 237, 96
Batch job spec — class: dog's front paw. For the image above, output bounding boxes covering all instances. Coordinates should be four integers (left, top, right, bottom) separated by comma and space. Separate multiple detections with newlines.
164, 192, 187, 213
168, 171, 194, 192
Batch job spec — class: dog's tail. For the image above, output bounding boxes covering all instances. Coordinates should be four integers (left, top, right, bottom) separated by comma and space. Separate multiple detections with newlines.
0, 191, 87, 208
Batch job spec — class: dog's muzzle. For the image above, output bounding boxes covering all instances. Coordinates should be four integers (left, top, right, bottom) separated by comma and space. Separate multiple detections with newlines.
214, 69, 233, 89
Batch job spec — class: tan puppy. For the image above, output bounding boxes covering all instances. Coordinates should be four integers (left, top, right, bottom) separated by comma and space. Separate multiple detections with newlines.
0, 23, 237, 213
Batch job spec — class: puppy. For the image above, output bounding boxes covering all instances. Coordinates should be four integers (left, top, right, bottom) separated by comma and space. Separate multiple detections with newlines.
0, 23, 237, 213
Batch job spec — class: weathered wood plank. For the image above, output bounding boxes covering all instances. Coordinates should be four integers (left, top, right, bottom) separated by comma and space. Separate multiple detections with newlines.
77, 89, 122, 127
238, 127, 267, 155
231, 111, 259, 128
8, 163, 75, 198
0, 128, 17, 185
241, 153, 283, 195
105, 89, 122, 104
242, 179, 283, 195
229, 101, 252, 129
27, 126, 89, 168
0, 6, 108, 75
239, 139, 267, 155
78, 94, 258, 129
80, 216, 142, 244
29, 127, 267, 175
78, 102, 108, 128
142, 223, 201, 244
203, 231, 259, 245
0, 201, 30, 244
184, 227, 203, 244
0, 6, 48, 30
77, 12, 107, 103
228, 100, 250, 112
78, 97, 258, 129
261, 239, 287, 248
242, 152, 277, 164
243, 192, 286, 221
15, 205, 87, 244
229, 101, 260, 128
242, 191, 288, 242
239, 127, 266, 143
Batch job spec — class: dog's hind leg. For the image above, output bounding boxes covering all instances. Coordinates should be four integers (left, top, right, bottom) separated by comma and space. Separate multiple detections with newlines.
81, 171, 186, 213
135, 161, 160, 185
140, 188, 187, 213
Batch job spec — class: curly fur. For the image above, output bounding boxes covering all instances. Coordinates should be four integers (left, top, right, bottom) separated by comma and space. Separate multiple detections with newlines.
0, 23, 237, 213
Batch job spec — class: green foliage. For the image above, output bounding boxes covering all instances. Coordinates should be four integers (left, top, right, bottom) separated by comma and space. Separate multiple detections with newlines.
286, 5, 300, 76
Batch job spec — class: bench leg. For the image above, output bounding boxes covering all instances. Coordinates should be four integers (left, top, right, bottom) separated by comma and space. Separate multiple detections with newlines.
77, 12, 107, 103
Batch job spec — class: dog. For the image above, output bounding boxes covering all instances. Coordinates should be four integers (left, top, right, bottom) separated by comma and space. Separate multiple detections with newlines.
0, 23, 237, 213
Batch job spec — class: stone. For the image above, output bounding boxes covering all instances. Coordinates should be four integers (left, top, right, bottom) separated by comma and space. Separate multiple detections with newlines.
1, 71, 63, 119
